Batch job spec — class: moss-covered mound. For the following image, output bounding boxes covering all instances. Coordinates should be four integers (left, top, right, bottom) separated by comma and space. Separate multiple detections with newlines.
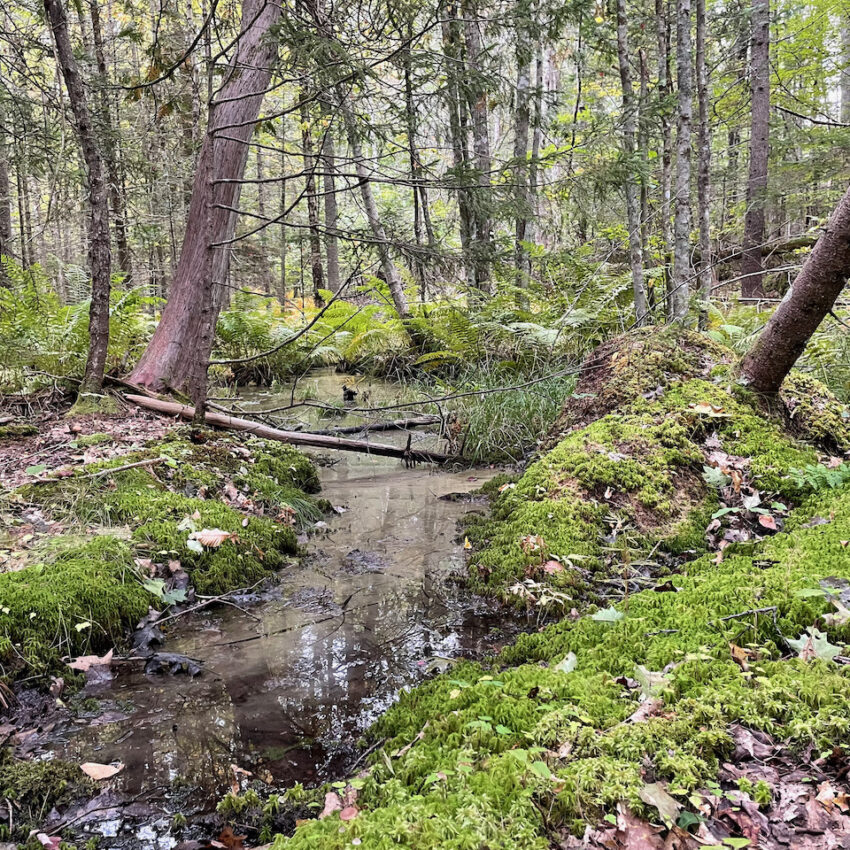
255, 329, 850, 850
466, 329, 844, 599
0, 432, 322, 681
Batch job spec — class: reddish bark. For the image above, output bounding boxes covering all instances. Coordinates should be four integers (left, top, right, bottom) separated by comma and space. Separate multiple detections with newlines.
128, 0, 282, 394
740, 184, 850, 394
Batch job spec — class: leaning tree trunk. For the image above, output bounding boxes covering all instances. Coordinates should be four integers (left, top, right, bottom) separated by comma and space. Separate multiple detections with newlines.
45, 0, 111, 395
740, 183, 850, 394
741, 0, 770, 298
616, 0, 649, 326
128, 0, 282, 396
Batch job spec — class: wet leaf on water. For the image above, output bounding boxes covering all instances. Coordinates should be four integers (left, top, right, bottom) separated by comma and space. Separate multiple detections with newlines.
80, 761, 123, 780
67, 648, 113, 671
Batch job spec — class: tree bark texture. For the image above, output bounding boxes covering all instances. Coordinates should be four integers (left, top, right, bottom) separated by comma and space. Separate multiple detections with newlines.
513, 3, 532, 292
45, 0, 112, 394
656, 0, 673, 315
740, 183, 850, 394
616, 0, 649, 326
741, 0, 770, 298
672, 0, 692, 320
300, 93, 325, 303
696, 0, 712, 328
128, 0, 282, 393
320, 111, 341, 293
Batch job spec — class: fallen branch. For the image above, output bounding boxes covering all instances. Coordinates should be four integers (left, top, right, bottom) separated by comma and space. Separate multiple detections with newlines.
84, 457, 165, 478
123, 394, 452, 464
308, 414, 441, 436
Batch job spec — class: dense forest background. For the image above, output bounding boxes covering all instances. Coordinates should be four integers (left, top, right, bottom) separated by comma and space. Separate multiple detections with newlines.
1, 0, 849, 456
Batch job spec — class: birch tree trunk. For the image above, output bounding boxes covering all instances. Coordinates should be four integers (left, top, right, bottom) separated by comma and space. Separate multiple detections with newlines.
741, 0, 769, 298
616, 0, 649, 326
740, 184, 850, 394
696, 0, 712, 328
45, 0, 111, 395
128, 0, 282, 400
671, 0, 692, 321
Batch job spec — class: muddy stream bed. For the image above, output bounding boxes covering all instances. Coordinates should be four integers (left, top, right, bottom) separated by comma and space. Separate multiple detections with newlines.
34, 373, 527, 847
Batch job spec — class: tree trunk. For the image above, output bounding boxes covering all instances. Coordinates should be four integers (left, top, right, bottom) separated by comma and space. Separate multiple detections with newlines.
441, 4, 474, 289
320, 111, 341, 294
741, 0, 770, 298
671, 0, 692, 321
656, 0, 674, 315
842, 18, 850, 125
0, 116, 13, 279
696, 0, 712, 328
128, 0, 282, 399
300, 93, 325, 304
740, 184, 850, 394
340, 97, 409, 318
45, 0, 111, 395
256, 145, 269, 294
616, 0, 649, 326
89, 0, 132, 284
279, 116, 288, 301
513, 0, 532, 293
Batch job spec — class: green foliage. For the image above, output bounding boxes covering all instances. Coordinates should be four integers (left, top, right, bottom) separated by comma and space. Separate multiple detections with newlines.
789, 462, 850, 492
0, 260, 160, 392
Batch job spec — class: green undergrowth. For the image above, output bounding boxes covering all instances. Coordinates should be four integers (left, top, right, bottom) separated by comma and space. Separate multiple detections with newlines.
0, 432, 321, 681
268, 485, 850, 849
0, 749, 94, 842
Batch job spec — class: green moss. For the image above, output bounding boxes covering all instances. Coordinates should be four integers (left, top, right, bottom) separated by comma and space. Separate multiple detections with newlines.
67, 393, 118, 416
71, 432, 113, 447
781, 370, 850, 452
0, 422, 38, 439
0, 750, 94, 841
0, 537, 150, 678
269, 485, 850, 849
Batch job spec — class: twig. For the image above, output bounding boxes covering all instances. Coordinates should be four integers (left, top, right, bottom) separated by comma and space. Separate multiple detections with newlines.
83, 457, 165, 478
155, 579, 267, 626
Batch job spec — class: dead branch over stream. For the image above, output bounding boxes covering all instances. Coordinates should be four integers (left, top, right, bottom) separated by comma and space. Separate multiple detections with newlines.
124, 394, 452, 463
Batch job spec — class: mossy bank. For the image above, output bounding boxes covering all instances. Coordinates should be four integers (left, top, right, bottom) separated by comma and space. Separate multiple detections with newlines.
0, 431, 323, 682
244, 328, 850, 849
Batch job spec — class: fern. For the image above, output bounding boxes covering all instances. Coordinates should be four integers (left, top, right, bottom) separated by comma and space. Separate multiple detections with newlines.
789, 463, 850, 492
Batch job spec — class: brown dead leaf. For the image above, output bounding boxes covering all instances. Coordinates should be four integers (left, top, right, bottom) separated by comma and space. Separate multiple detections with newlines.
758, 514, 778, 531
542, 559, 564, 574
67, 648, 114, 672
615, 803, 666, 849
217, 826, 246, 849
339, 805, 359, 821
626, 698, 664, 724
80, 761, 123, 780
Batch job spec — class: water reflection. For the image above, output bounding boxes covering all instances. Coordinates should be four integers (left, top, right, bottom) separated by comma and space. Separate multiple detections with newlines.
52, 374, 517, 805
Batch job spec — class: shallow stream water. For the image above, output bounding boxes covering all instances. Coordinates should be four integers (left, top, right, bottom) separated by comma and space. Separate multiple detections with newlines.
46, 373, 522, 835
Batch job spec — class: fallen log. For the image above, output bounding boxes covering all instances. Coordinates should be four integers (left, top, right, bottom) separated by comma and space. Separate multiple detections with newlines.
308, 414, 441, 436
123, 394, 452, 464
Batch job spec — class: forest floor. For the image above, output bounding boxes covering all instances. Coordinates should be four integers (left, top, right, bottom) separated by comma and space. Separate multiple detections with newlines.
3, 327, 850, 850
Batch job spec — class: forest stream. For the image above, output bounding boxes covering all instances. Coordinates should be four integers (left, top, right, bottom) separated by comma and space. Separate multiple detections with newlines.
35, 373, 524, 846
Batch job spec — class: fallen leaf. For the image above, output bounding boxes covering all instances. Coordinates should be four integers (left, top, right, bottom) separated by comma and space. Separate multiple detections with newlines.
542, 559, 564, 574
789, 627, 841, 661
615, 803, 665, 849
339, 805, 359, 821
758, 514, 777, 531
80, 761, 123, 780
638, 781, 681, 826
554, 652, 577, 674
190, 528, 237, 548
67, 648, 114, 672
217, 826, 246, 849
319, 791, 342, 819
